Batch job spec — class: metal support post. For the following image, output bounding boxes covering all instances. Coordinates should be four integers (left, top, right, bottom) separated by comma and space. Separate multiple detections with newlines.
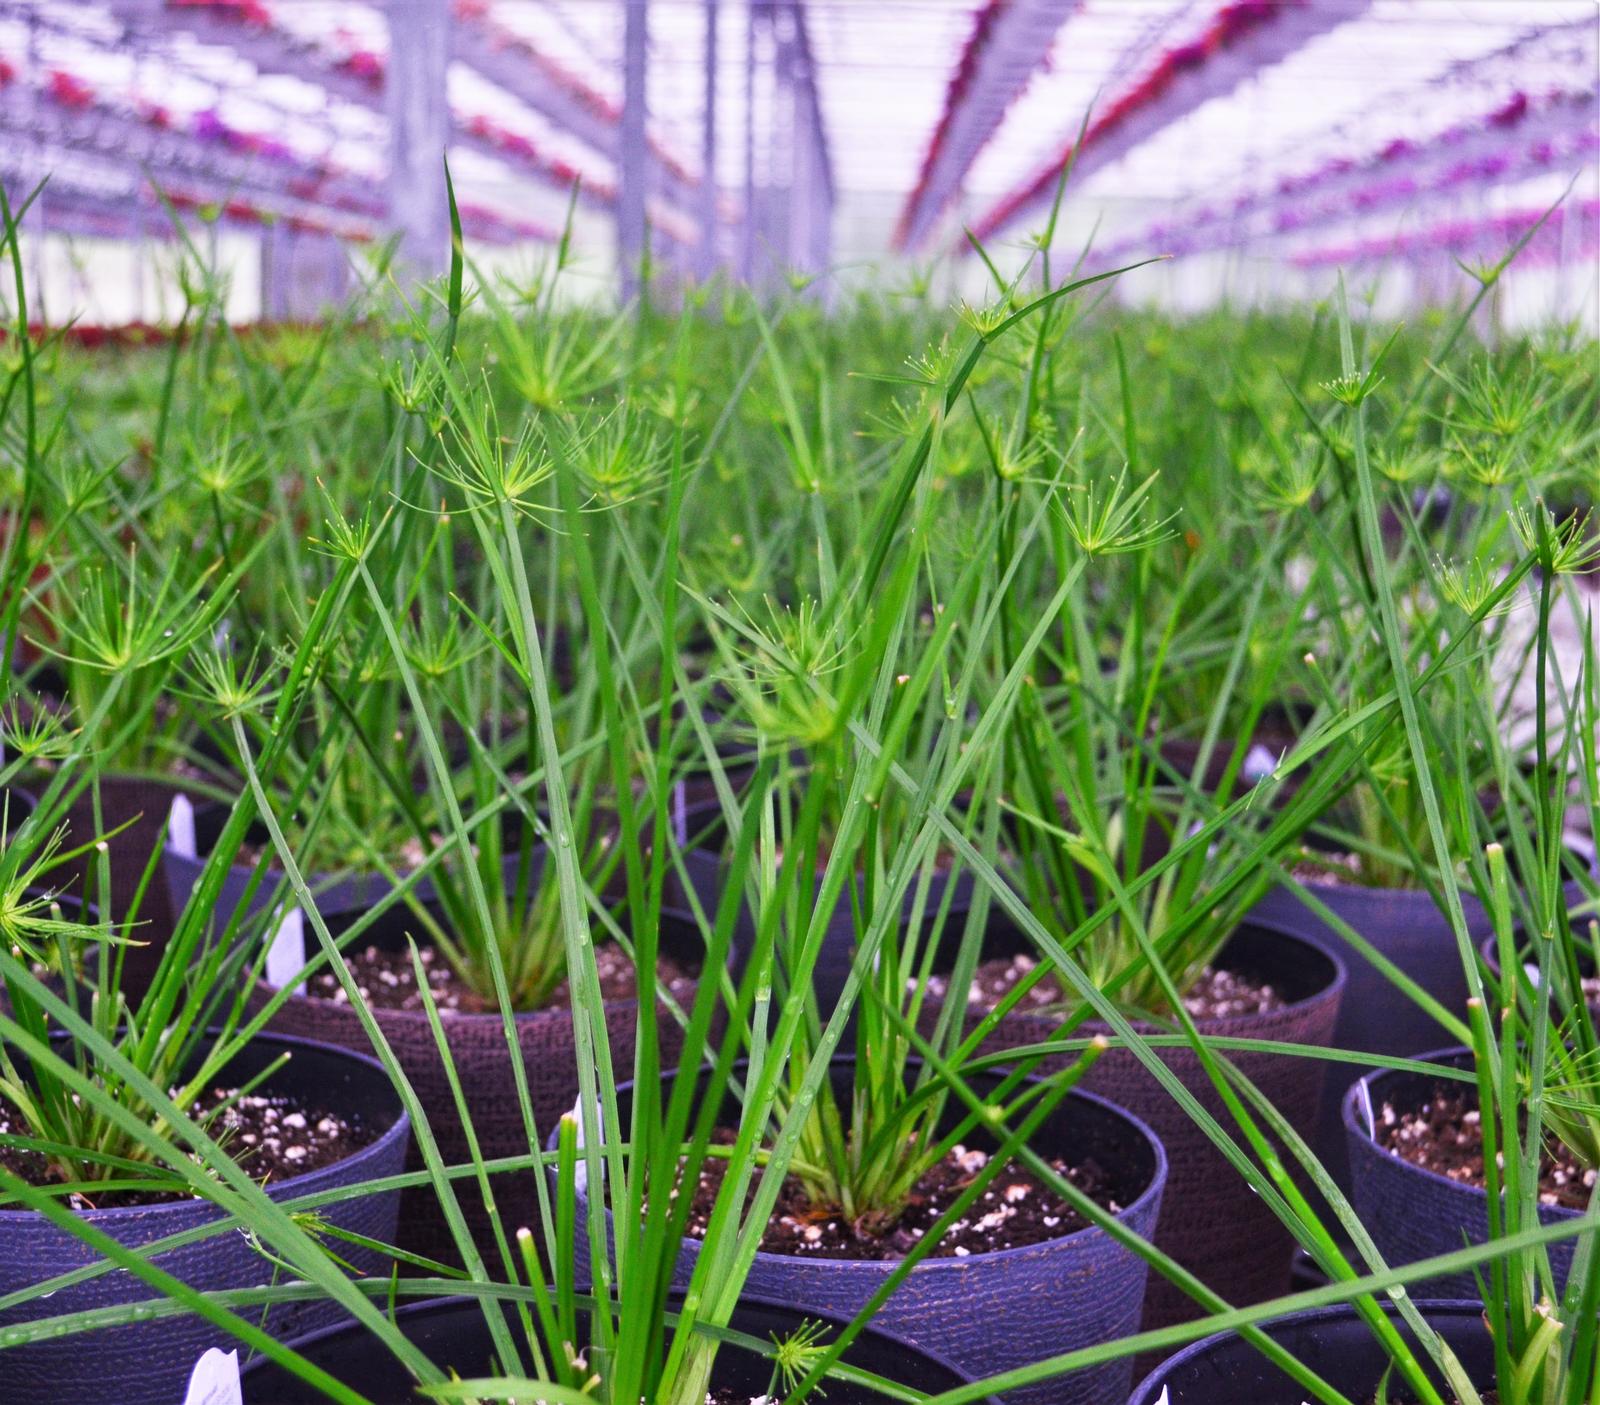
619, 0, 650, 301
699, 0, 720, 280
385, 0, 452, 282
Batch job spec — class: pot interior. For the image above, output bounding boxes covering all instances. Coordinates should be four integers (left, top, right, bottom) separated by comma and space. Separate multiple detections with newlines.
0, 1029, 406, 1209
604, 1058, 1162, 1235
1131, 1301, 1492, 1402
1343, 1046, 1473, 1146
240, 1294, 975, 1402
928, 920, 1340, 1011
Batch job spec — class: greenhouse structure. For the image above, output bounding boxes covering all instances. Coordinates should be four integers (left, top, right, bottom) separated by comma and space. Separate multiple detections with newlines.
0, 3, 1597, 1404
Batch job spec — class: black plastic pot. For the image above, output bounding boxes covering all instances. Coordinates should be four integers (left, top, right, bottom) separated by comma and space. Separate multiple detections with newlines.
0, 1031, 409, 1405
51, 774, 211, 999
0, 784, 38, 827
164, 801, 577, 947
162, 798, 424, 944
1249, 839, 1596, 1191
1157, 735, 1300, 807
959, 924, 1345, 1336
566, 1059, 1167, 1405
241, 1291, 997, 1402
1343, 1046, 1586, 1299
1128, 1300, 1493, 1402
662, 798, 994, 1019
1480, 928, 1599, 1019
255, 891, 700, 1267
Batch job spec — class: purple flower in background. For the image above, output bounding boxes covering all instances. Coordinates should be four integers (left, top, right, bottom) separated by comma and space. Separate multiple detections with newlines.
194, 108, 226, 142
1489, 92, 1528, 128
1169, 42, 1207, 71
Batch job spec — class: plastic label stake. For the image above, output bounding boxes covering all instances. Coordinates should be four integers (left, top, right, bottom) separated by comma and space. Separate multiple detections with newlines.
568, 1092, 599, 1193
182, 1347, 242, 1405
265, 906, 307, 997
1243, 742, 1279, 784
168, 793, 198, 861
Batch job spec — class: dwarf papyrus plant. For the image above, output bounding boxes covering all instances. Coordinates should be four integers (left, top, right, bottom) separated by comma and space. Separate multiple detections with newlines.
329, 451, 649, 1014
0, 570, 443, 1397
274, 229, 1167, 1403
0, 567, 344, 1199
1112, 276, 1600, 1405
1456, 504, 1600, 1405
982, 444, 1318, 1015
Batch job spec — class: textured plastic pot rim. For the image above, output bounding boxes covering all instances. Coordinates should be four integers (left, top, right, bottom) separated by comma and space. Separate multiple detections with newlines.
1340, 1044, 1490, 1203
0, 1029, 411, 1226
1479, 930, 1597, 979
1090, 923, 1346, 1030
1127, 1298, 1485, 1403
1253, 829, 1597, 922
663, 793, 1010, 876
1199, 923, 1347, 1020
239, 1289, 1003, 1401
1, 786, 39, 820
166, 798, 385, 892
259, 967, 674, 1022
578, 1059, 1169, 1276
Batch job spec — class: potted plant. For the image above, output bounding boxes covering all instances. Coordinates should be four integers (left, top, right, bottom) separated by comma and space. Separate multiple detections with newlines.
1246, 425, 1599, 1186
0, 742, 410, 1405
916, 412, 1351, 1331
1344, 570, 1600, 1300
240, 1293, 992, 1403
548, 259, 1192, 1405
235, 459, 701, 1265
19, 533, 249, 997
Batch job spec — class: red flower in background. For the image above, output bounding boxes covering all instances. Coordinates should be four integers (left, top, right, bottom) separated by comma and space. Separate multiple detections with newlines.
48, 71, 96, 110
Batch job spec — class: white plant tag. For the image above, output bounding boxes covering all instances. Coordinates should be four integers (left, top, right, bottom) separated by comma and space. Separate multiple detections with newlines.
672, 781, 689, 848
1358, 1077, 1376, 1139
1153, 1389, 1170, 1405
1242, 742, 1278, 784
183, 1347, 242, 1405
265, 906, 306, 996
168, 793, 198, 860
568, 1093, 599, 1195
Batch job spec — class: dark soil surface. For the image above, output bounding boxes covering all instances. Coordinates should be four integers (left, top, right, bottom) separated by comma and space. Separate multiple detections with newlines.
684, 1130, 1118, 1261
231, 832, 433, 875
1289, 850, 1366, 885
708, 1395, 869, 1404
927, 954, 1287, 1020
303, 939, 696, 1014
1374, 1083, 1596, 1211
706, 1394, 908, 1404
0, 1084, 378, 1209
761, 838, 969, 877
1370, 1397, 1497, 1404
